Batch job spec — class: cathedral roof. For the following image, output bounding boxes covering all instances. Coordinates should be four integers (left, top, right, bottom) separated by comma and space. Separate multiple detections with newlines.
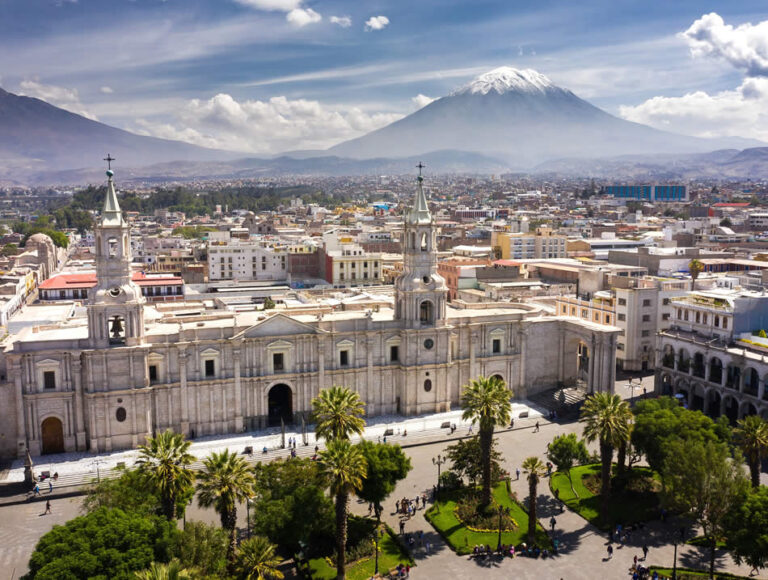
407, 173, 432, 226
101, 170, 125, 227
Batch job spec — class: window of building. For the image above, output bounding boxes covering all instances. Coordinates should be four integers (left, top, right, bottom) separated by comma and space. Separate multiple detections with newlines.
695, 312, 701, 323
571, 307, 576, 315
605, 315, 611, 324
677, 308, 682, 319
642, 299, 651, 307
618, 313, 626, 321
723, 317, 728, 329
390, 345, 399, 362
684, 310, 689, 321
618, 298, 627, 306
43, 371, 56, 390
339, 350, 349, 367
617, 343, 625, 351
703, 314, 708, 324
715, 315, 720, 327
424, 379, 432, 392
581, 309, 588, 318
204, 360, 215, 377
662, 313, 670, 321
642, 314, 651, 322
492, 339, 501, 354
148, 365, 158, 383
273, 353, 284, 371
116, 407, 127, 422
561, 306, 567, 314
663, 298, 670, 305
641, 330, 651, 337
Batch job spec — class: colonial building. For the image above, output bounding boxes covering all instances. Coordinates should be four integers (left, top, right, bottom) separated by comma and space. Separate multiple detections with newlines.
0, 170, 619, 459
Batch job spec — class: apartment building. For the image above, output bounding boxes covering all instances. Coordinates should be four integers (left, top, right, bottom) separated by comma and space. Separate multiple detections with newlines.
492, 227, 567, 260
207, 233, 288, 282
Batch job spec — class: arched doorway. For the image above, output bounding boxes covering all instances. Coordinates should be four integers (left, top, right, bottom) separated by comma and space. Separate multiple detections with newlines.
723, 395, 739, 424
41, 417, 64, 455
267, 384, 293, 427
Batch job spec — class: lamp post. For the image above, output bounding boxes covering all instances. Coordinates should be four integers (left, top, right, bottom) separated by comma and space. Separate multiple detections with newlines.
671, 526, 685, 579
432, 454, 446, 496
246, 497, 253, 538
496, 506, 511, 552
373, 527, 382, 577
627, 378, 642, 404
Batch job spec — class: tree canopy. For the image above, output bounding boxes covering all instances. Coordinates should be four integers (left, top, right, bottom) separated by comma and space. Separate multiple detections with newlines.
356, 441, 413, 523
725, 485, 768, 573
547, 433, 590, 497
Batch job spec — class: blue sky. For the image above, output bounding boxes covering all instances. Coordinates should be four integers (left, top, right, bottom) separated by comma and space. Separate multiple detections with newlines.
1, 0, 767, 153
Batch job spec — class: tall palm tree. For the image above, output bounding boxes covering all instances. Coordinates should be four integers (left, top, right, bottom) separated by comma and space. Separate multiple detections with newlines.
235, 536, 284, 580
580, 392, 632, 519
134, 559, 195, 580
318, 439, 367, 580
312, 386, 366, 442
734, 415, 768, 488
197, 449, 257, 570
522, 456, 546, 545
688, 258, 703, 284
135, 429, 196, 521
460, 375, 512, 506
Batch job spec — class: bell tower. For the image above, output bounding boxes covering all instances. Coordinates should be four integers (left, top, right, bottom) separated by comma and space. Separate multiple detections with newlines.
87, 162, 145, 348
394, 164, 448, 328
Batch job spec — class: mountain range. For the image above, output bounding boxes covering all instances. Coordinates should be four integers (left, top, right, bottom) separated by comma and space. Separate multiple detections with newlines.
1, 67, 767, 184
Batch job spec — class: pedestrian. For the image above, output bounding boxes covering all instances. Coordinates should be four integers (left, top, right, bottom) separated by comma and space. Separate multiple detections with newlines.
48, 479, 53, 493
396, 500, 400, 513
44, 500, 51, 514
510, 418, 515, 429
426, 541, 431, 554
399, 520, 405, 535
534, 421, 540, 433
422, 493, 427, 506
642, 544, 649, 560
33, 483, 40, 496
550, 516, 556, 531
516, 467, 521, 480
607, 545, 613, 559
633, 554, 638, 567
468, 425, 473, 435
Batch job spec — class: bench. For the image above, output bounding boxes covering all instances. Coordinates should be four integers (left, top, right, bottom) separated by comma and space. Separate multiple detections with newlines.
384, 428, 394, 436
518, 411, 529, 419
440, 421, 451, 429
243, 446, 253, 455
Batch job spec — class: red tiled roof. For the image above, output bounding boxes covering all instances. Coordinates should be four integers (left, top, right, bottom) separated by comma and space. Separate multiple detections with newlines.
712, 202, 750, 207
39, 272, 182, 290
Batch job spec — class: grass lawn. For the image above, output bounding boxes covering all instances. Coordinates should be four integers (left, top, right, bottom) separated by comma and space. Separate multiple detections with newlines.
649, 566, 752, 579
550, 464, 661, 530
686, 535, 727, 549
308, 528, 413, 580
424, 482, 550, 555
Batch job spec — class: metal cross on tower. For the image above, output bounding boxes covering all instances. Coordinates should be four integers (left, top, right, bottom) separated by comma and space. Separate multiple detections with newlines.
103, 154, 115, 170
416, 161, 425, 176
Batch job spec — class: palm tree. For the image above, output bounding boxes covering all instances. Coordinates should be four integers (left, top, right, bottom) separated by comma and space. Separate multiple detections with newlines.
318, 439, 367, 580
734, 415, 768, 488
197, 449, 257, 570
135, 429, 196, 521
522, 456, 546, 545
312, 386, 366, 442
235, 536, 284, 580
460, 375, 512, 506
134, 559, 195, 580
688, 258, 703, 284
580, 392, 632, 519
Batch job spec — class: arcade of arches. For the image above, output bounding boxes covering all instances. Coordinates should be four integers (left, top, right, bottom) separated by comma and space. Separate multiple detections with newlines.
657, 341, 768, 422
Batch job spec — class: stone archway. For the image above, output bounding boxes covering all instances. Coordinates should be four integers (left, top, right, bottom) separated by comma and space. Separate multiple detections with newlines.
740, 401, 758, 419
723, 394, 739, 424
267, 384, 293, 427
706, 389, 722, 419
41, 417, 65, 455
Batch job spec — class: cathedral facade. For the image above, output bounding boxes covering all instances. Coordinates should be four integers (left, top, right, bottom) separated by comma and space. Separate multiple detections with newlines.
0, 171, 619, 459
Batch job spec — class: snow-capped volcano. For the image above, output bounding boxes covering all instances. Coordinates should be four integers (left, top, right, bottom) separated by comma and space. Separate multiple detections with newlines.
327, 65, 759, 166
452, 66, 560, 96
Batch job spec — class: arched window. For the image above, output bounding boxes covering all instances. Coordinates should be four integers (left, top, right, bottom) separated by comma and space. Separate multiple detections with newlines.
419, 300, 434, 324
421, 232, 428, 252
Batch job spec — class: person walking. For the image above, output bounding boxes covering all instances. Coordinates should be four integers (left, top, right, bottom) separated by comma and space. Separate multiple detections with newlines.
44, 500, 51, 514
534, 421, 540, 433
399, 520, 405, 535
516, 467, 521, 480
48, 479, 53, 493
607, 545, 613, 559
33, 483, 40, 496
550, 516, 556, 532
642, 544, 649, 561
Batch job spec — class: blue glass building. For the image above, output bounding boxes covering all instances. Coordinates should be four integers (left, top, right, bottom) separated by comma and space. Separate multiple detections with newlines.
602, 185, 688, 202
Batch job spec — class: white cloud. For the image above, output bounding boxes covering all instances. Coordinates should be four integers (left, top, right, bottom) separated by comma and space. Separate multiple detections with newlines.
364, 16, 389, 31
330, 15, 352, 28
412, 94, 436, 109
681, 12, 768, 77
619, 77, 768, 141
286, 7, 321, 27
100, 86, 114, 94
136, 93, 403, 154
233, 0, 302, 10
18, 80, 98, 120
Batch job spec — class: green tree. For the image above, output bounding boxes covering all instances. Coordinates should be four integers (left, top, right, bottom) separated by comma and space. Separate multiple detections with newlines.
251, 458, 334, 557
689, 258, 703, 283
262, 297, 275, 310
632, 397, 725, 476
445, 436, 505, 487
734, 415, 768, 488
720, 217, 733, 227
197, 450, 256, 570
662, 440, 749, 578
356, 441, 412, 523
134, 559, 195, 580
136, 430, 196, 521
24, 507, 176, 580
724, 486, 768, 575
82, 467, 161, 517
460, 375, 512, 507
547, 433, 589, 497
318, 439, 367, 580
173, 521, 228, 578
312, 386, 366, 442
522, 456, 546, 544
580, 392, 632, 518
1, 243, 19, 257
234, 536, 284, 580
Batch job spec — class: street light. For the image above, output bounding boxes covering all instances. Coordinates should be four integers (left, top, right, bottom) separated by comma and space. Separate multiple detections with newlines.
432, 454, 447, 496
671, 525, 685, 579
496, 506, 511, 552
627, 378, 642, 404
246, 497, 253, 538
373, 527, 383, 577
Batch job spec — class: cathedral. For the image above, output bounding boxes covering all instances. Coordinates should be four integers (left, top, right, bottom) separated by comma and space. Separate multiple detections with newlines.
0, 170, 618, 458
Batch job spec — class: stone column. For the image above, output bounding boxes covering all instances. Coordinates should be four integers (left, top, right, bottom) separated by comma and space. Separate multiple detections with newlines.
11, 359, 27, 458
318, 337, 326, 391
365, 337, 374, 415
233, 346, 243, 432
469, 330, 478, 379
587, 336, 596, 393
518, 328, 528, 398
71, 356, 86, 449
179, 347, 189, 435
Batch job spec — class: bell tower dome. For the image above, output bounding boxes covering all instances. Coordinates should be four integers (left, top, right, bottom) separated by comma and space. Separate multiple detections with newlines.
394, 164, 448, 328
87, 162, 145, 347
